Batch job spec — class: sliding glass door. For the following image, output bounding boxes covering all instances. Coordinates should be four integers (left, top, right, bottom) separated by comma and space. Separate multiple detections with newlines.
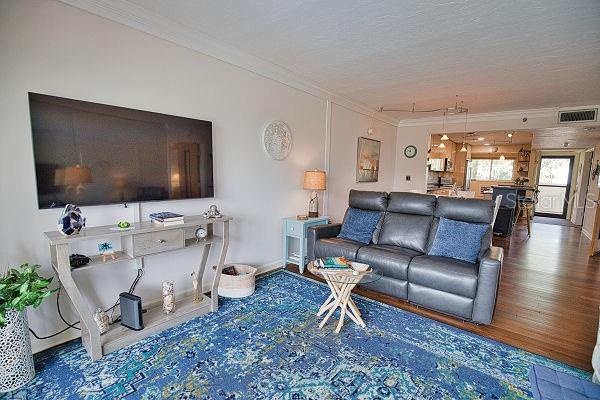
535, 156, 574, 218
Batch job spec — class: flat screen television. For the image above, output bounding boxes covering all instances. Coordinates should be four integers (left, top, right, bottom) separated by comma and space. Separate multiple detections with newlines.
29, 93, 213, 209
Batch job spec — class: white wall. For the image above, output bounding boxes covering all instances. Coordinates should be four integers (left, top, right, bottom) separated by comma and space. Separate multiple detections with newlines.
0, 0, 398, 353
327, 104, 398, 222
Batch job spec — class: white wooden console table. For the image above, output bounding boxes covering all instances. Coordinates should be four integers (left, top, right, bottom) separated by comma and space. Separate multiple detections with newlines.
43, 215, 231, 360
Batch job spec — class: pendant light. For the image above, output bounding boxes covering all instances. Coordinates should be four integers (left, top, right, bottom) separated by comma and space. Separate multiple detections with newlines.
440, 110, 449, 140
438, 141, 446, 149
499, 154, 505, 161
459, 111, 468, 152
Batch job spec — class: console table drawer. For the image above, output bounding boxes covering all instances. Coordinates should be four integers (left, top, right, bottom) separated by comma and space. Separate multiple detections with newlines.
132, 229, 184, 256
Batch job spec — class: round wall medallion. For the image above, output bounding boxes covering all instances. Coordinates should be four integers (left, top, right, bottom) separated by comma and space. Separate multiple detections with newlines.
262, 120, 292, 160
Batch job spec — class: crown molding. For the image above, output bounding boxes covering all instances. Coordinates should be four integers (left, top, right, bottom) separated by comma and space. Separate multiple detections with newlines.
57, 0, 400, 127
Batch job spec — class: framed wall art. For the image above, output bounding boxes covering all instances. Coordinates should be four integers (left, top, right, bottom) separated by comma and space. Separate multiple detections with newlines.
356, 137, 381, 183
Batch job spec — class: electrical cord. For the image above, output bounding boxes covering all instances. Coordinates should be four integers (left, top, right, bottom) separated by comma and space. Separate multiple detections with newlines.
28, 267, 144, 340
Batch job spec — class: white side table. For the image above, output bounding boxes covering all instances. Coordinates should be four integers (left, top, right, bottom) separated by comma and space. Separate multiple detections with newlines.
283, 216, 329, 273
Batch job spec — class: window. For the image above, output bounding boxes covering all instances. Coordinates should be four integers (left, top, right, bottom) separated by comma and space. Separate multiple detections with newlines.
471, 159, 515, 180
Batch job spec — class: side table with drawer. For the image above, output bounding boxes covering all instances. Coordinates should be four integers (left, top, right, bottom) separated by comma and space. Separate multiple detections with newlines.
283, 216, 329, 273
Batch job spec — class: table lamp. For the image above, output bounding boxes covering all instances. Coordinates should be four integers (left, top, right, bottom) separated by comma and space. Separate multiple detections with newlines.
303, 170, 326, 217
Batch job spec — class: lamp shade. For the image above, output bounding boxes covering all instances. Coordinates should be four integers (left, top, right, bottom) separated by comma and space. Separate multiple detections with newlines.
303, 170, 326, 190
64, 165, 93, 186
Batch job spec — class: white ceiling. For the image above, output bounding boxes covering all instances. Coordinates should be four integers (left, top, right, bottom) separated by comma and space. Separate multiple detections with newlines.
122, 0, 600, 115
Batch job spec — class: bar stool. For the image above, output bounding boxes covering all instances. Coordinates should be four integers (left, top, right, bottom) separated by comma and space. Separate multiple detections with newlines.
514, 188, 539, 236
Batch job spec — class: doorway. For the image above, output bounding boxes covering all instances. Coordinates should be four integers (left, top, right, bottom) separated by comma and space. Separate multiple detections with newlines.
535, 156, 575, 219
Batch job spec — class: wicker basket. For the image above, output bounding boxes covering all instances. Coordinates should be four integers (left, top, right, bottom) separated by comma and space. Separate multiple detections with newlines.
217, 264, 257, 298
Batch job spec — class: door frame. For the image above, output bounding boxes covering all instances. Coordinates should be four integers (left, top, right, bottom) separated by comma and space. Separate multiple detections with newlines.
580, 149, 595, 228
535, 155, 575, 219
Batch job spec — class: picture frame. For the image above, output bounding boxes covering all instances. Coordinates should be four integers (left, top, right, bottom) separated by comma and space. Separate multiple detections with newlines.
356, 137, 381, 183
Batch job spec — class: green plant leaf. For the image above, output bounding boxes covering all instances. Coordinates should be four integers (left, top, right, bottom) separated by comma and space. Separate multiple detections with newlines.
0, 263, 56, 326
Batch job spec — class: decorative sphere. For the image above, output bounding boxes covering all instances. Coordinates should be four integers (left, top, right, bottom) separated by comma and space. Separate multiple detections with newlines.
57, 204, 85, 236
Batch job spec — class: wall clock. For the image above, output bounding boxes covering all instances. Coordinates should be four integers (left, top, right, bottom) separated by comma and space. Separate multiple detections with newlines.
262, 120, 292, 160
404, 145, 417, 158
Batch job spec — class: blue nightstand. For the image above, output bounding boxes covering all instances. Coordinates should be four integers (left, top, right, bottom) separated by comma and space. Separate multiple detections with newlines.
283, 216, 329, 273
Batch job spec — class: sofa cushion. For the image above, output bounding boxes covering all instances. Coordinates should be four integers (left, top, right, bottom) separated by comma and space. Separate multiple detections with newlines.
529, 364, 600, 400
387, 192, 437, 215
356, 245, 421, 280
378, 213, 433, 253
408, 283, 474, 320
428, 217, 489, 263
361, 275, 408, 300
314, 237, 363, 261
348, 189, 388, 211
409, 255, 479, 298
338, 207, 383, 244
435, 196, 495, 224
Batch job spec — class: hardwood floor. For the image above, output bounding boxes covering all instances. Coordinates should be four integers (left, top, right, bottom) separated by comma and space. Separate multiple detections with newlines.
286, 221, 600, 372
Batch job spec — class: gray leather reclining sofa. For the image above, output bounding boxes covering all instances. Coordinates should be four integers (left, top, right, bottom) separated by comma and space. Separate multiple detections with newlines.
307, 190, 503, 325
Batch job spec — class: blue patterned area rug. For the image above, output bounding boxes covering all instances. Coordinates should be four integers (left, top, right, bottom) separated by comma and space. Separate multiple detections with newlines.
2, 270, 589, 399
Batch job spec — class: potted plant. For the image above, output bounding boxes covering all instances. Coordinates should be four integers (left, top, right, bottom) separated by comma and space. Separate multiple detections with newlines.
0, 263, 56, 393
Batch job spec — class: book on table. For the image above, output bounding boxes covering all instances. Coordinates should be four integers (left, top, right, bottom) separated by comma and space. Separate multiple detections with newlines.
318, 257, 350, 269
149, 212, 184, 223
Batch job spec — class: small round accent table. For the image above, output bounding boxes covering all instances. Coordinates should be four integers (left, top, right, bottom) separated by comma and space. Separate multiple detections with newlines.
307, 260, 381, 333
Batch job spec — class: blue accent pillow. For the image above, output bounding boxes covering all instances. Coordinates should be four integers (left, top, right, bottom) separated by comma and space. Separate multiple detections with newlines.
428, 217, 488, 263
338, 207, 383, 244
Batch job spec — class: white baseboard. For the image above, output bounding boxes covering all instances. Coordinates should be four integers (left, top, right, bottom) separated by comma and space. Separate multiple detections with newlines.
31, 259, 284, 354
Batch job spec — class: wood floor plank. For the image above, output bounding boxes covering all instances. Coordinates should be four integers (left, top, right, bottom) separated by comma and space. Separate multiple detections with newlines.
287, 221, 600, 372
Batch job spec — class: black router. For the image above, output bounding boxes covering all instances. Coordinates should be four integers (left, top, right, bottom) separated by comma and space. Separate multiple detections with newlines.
119, 293, 144, 331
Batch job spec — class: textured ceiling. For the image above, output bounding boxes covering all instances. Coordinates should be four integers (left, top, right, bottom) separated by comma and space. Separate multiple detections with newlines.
126, 0, 600, 115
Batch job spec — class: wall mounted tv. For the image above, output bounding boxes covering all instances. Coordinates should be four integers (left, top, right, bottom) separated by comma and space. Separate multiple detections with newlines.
29, 93, 213, 209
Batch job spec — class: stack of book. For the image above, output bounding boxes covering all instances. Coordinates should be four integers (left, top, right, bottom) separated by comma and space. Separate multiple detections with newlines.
149, 212, 184, 226
316, 257, 350, 270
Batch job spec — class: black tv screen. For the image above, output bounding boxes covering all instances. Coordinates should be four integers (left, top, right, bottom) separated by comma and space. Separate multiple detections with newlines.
29, 93, 213, 209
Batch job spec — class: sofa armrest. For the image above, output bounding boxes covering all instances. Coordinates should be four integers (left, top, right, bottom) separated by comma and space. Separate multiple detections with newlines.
471, 246, 503, 324
307, 223, 342, 262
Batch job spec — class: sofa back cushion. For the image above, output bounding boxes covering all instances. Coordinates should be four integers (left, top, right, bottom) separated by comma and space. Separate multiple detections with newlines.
348, 190, 388, 211
435, 196, 494, 224
377, 193, 437, 253
387, 192, 437, 215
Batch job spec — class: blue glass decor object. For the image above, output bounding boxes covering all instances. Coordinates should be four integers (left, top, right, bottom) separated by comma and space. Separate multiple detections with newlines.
57, 204, 85, 236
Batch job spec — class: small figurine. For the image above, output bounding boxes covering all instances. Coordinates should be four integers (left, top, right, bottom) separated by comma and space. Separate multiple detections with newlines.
203, 204, 222, 219
98, 242, 116, 262
162, 281, 175, 314
93, 308, 109, 334
191, 272, 202, 303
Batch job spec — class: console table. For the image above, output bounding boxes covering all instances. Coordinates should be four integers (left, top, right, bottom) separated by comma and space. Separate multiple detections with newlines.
43, 215, 231, 360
